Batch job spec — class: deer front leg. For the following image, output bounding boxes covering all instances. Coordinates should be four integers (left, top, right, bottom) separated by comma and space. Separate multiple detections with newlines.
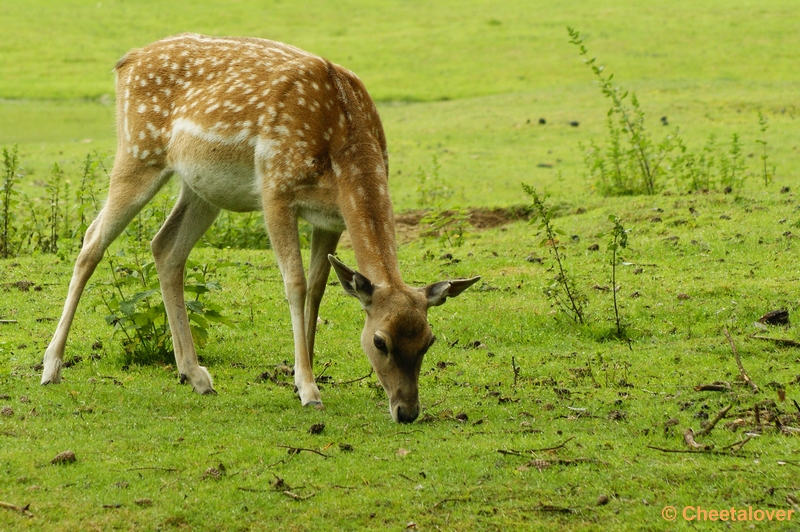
151, 185, 220, 394
263, 202, 321, 406
42, 164, 172, 385
304, 227, 341, 367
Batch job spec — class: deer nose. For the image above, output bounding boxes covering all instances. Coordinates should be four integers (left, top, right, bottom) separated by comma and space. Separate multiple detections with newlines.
396, 404, 419, 424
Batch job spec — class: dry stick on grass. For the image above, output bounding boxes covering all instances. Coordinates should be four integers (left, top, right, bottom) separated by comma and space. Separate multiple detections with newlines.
282, 490, 315, 501
750, 335, 800, 348
276, 444, 329, 458
333, 369, 373, 386
683, 428, 713, 451
723, 329, 759, 393
721, 435, 753, 453
0, 501, 33, 517
496, 436, 576, 457
0, 319, 18, 324
646, 445, 699, 454
697, 404, 733, 437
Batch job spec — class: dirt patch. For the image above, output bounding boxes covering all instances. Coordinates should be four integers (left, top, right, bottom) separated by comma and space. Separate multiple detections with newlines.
340, 205, 532, 248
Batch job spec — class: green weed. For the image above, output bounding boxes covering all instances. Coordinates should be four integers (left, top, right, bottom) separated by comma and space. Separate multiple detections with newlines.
756, 111, 776, 187
570, 27, 678, 196
1, 145, 22, 258
91, 245, 233, 366
417, 155, 471, 248
522, 183, 586, 324
606, 215, 630, 339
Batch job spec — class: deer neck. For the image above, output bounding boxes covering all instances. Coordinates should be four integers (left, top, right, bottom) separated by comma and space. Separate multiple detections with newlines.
337, 167, 402, 287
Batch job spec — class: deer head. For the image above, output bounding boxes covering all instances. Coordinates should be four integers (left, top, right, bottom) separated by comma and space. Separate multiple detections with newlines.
329, 254, 480, 423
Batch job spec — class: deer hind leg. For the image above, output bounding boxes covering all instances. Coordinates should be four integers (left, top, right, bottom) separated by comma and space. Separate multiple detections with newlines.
262, 200, 321, 406
150, 183, 220, 394
304, 227, 341, 367
42, 163, 172, 385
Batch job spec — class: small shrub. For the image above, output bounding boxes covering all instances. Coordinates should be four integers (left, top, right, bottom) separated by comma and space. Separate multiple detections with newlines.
606, 215, 630, 338
417, 155, 471, 248
1, 145, 23, 258
756, 112, 776, 187
569, 27, 679, 196
522, 183, 586, 324
91, 245, 232, 366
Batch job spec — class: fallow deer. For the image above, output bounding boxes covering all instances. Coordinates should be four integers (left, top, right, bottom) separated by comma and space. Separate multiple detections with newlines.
40, 33, 480, 423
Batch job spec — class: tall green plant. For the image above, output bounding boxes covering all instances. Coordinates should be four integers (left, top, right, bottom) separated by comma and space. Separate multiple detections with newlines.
44, 163, 64, 254
607, 215, 629, 338
569, 27, 678, 196
522, 183, 586, 324
756, 112, 775, 187
1, 145, 23, 258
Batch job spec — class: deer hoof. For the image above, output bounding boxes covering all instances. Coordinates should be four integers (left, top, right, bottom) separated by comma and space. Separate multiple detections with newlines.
182, 366, 215, 395
41, 359, 63, 385
303, 400, 325, 410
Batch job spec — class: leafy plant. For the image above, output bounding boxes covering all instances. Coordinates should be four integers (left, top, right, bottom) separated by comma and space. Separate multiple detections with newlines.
415, 155, 451, 208
204, 211, 271, 250
73, 153, 102, 245
91, 245, 233, 365
44, 162, 64, 255
672, 133, 748, 192
522, 183, 586, 324
569, 27, 679, 196
606, 215, 629, 338
756, 111, 776, 187
1, 145, 23, 258
420, 207, 471, 248
719, 133, 747, 190
417, 155, 471, 248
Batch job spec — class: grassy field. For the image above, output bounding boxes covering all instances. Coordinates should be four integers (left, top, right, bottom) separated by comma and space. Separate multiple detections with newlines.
2, 0, 800, 530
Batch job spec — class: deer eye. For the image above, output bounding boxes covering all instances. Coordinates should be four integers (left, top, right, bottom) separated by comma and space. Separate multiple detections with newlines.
373, 333, 388, 354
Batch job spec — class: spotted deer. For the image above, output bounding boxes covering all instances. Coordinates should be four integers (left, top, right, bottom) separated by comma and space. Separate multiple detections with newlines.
40, 33, 479, 423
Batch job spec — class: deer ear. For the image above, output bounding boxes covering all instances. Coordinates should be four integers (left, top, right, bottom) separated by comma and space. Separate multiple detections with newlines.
328, 254, 374, 306
424, 276, 481, 308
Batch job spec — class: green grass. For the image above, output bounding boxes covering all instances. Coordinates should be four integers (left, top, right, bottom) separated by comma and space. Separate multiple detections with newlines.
2, 0, 800, 529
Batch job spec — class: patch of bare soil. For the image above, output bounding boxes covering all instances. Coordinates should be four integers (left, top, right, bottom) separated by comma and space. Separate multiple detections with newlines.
340, 206, 532, 248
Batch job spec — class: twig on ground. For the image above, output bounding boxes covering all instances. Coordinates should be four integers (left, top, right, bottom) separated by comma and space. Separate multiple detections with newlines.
276, 444, 329, 458
721, 435, 753, 453
684, 428, 713, 451
694, 382, 731, 392
333, 369, 373, 386
0, 501, 33, 517
534, 503, 575, 514
697, 404, 733, 437
496, 436, 576, 458
723, 329, 759, 393
496, 449, 524, 457
530, 436, 576, 453
282, 490, 315, 501
126, 466, 178, 472
750, 335, 800, 348
315, 360, 332, 380
0, 319, 18, 324
647, 445, 699, 454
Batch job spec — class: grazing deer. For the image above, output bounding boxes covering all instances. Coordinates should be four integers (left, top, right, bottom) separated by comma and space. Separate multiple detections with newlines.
40, 33, 479, 423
